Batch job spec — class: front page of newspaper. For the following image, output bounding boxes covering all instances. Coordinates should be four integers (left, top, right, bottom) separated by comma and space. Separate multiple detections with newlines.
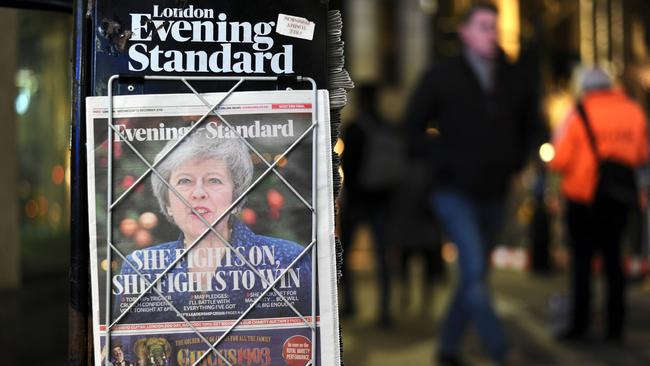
86, 89, 339, 366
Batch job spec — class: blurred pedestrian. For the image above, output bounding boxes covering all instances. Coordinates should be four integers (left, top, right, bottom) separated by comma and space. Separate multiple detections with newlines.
339, 84, 403, 327
387, 159, 445, 317
405, 3, 540, 365
549, 67, 649, 342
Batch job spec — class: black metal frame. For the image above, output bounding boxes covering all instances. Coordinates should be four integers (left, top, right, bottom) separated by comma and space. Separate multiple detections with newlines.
2, 0, 72, 12
70, 0, 91, 364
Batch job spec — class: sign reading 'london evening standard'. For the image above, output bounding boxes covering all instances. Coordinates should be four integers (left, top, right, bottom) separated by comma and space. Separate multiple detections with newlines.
91, 1, 328, 95
128, 5, 294, 74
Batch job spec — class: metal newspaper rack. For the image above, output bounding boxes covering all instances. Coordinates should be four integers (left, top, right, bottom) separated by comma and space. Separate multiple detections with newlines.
104, 74, 319, 366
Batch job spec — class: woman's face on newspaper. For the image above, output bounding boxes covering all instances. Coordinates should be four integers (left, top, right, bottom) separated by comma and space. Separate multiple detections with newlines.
167, 157, 235, 242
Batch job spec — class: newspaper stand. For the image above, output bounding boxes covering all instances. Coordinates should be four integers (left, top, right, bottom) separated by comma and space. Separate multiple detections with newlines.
71, 2, 349, 365
101, 75, 321, 366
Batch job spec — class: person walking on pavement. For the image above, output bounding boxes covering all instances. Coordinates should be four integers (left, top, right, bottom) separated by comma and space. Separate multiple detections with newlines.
549, 67, 649, 342
339, 84, 401, 327
405, 3, 540, 365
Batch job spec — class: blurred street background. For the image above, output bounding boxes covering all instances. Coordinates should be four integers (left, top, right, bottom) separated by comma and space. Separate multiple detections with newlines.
332, 0, 650, 365
3, 0, 650, 365
339, 238, 650, 365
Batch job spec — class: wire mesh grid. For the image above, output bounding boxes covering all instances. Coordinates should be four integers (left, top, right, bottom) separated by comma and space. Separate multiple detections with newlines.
103, 75, 319, 366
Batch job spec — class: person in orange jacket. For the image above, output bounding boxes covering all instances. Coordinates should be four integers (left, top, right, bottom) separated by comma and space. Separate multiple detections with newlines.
549, 67, 649, 341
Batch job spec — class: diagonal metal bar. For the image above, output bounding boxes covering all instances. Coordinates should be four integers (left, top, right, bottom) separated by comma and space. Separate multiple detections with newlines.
109, 121, 316, 329
191, 240, 315, 366
109, 242, 233, 366
110, 79, 245, 210
182, 79, 314, 212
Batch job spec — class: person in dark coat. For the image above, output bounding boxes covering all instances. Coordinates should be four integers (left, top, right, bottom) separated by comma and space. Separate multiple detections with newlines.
405, 3, 540, 365
339, 85, 397, 327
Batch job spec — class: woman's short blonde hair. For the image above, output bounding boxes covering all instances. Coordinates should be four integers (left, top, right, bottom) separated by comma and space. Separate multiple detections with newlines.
151, 127, 254, 222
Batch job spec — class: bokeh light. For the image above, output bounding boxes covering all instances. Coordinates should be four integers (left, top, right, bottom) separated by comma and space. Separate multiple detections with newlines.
15, 90, 30, 115
539, 142, 555, 163
119, 217, 139, 237
139, 212, 158, 230
135, 229, 153, 247
273, 154, 288, 168
38, 194, 48, 216
25, 199, 38, 219
442, 242, 458, 263
334, 138, 345, 155
51, 165, 65, 185
241, 208, 257, 226
49, 202, 62, 227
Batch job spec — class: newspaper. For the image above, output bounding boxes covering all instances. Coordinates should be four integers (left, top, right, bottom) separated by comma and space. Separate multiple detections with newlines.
86, 89, 340, 366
